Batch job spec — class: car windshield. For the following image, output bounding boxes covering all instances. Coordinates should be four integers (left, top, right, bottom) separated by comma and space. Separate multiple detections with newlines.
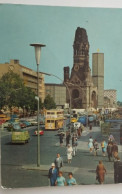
14, 124, 21, 130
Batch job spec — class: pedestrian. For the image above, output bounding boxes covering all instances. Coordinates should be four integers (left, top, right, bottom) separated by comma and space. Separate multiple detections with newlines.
67, 144, 73, 163
72, 136, 76, 156
59, 133, 64, 147
66, 132, 70, 146
78, 127, 81, 138
112, 142, 119, 161
93, 139, 99, 156
96, 160, 107, 184
55, 171, 66, 186
72, 144, 76, 157
101, 139, 107, 156
74, 137, 78, 154
108, 134, 115, 144
89, 123, 92, 130
94, 119, 96, 126
72, 135, 75, 146
54, 153, 63, 172
48, 163, 58, 186
67, 172, 77, 186
114, 157, 121, 183
88, 136, 94, 153
107, 142, 113, 162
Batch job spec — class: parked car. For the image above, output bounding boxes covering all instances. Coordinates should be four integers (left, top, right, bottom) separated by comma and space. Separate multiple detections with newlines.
1, 121, 11, 128
7, 122, 21, 131
0, 114, 10, 122
20, 122, 27, 128
27, 119, 38, 126
34, 129, 44, 135
20, 120, 31, 127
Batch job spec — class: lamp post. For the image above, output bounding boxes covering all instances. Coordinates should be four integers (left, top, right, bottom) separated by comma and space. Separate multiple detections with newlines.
30, 43, 45, 167
39, 71, 72, 134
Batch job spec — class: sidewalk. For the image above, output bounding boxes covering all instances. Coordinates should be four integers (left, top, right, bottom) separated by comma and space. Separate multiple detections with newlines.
22, 164, 78, 173
22, 126, 115, 175
22, 164, 114, 175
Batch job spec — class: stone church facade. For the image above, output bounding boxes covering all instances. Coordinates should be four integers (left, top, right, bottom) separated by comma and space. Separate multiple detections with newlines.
64, 27, 98, 109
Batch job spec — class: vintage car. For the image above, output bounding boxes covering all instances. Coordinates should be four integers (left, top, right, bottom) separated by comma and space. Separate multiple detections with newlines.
34, 129, 44, 135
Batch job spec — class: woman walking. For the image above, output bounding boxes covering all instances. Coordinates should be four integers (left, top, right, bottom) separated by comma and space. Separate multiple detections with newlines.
67, 144, 73, 163
55, 171, 66, 186
59, 133, 64, 147
101, 139, 107, 156
67, 172, 77, 186
93, 139, 99, 156
96, 160, 107, 184
88, 136, 94, 153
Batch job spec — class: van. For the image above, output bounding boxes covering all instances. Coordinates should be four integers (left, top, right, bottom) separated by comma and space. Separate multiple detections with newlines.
11, 130, 30, 144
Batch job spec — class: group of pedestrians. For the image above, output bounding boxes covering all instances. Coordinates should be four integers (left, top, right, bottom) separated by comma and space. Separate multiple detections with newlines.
88, 134, 120, 161
48, 153, 77, 186
101, 136, 120, 162
59, 130, 79, 164
88, 136, 99, 155
49, 124, 121, 186
48, 129, 80, 186
88, 134, 120, 184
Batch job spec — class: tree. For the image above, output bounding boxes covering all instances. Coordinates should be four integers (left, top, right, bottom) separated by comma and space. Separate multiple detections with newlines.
0, 72, 43, 112
0, 71, 24, 109
44, 94, 56, 109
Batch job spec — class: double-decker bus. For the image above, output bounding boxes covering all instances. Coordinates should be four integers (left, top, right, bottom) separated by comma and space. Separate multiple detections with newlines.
45, 109, 64, 130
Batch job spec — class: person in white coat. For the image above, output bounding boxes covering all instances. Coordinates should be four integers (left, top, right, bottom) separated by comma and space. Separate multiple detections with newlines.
67, 144, 73, 164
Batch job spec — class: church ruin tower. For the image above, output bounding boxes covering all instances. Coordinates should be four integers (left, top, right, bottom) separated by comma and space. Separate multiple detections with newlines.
64, 27, 97, 109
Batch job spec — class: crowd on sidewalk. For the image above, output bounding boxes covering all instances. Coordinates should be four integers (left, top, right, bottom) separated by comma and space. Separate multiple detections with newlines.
48, 125, 121, 186
48, 126, 83, 186
88, 133, 121, 184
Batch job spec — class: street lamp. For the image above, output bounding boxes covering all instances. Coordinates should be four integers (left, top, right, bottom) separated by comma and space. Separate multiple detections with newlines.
30, 43, 46, 167
39, 71, 72, 134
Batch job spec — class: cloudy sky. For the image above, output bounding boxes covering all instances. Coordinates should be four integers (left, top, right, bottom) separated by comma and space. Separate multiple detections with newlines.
0, 4, 122, 100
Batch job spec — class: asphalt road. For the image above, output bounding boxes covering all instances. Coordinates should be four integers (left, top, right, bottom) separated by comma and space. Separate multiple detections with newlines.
1, 123, 122, 188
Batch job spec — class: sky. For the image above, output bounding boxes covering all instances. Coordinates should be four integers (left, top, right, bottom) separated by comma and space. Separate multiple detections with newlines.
0, 4, 122, 101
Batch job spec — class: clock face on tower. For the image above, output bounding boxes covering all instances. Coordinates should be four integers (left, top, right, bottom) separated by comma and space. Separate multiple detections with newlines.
9, 65, 14, 71
74, 64, 79, 71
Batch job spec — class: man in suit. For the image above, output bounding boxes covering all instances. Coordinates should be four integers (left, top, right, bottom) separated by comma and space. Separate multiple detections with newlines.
107, 142, 113, 161
54, 153, 63, 172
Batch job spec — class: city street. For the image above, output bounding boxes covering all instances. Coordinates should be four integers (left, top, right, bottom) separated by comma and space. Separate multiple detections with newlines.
1, 124, 122, 188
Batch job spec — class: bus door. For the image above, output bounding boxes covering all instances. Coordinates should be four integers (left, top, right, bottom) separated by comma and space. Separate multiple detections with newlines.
55, 120, 59, 129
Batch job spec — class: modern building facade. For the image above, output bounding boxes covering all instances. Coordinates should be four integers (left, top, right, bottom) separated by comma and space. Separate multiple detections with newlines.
45, 83, 66, 108
92, 53, 104, 108
104, 89, 117, 108
64, 27, 97, 109
0, 59, 45, 102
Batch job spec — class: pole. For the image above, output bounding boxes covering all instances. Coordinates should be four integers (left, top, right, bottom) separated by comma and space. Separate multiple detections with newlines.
37, 63, 40, 167
65, 85, 71, 135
